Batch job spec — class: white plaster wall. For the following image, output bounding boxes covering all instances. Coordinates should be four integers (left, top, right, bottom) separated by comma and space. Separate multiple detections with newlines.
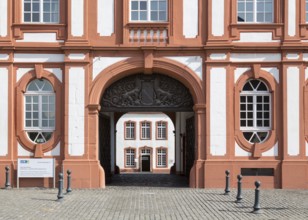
116, 113, 175, 170
68, 54, 86, 60
287, 67, 300, 156
234, 32, 280, 43
212, 0, 224, 37
183, 0, 198, 38
92, 57, 129, 80
210, 53, 227, 60
0, 54, 9, 60
262, 142, 278, 157
230, 53, 281, 62
234, 67, 251, 83
16, 68, 33, 82
16, 33, 64, 43
14, 54, 65, 63
18, 142, 33, 156
288, 0, 296, 37
261, 67, 280, 83
286, 53, 299, 60
68, 67, 85, 156
210, 68, 226, 156
71, 0, 84, 37
44, 142, 61, 156
235, 142, 251, 156
45, 68, 63, 83
165, 56, 203, 80
303, 53, 308, 61
0, 68, 8, 156
98, 0, 114, 36
0, 0, 8, 37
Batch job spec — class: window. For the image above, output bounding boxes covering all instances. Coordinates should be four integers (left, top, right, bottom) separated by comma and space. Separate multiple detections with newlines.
306, 0, 308, 22
125, 149, 136, 167
237, 0, 273, 23
25, 79, 55, 143
125, 122, 135, 139
130, 0, 168, 22
157, 121, 167, 139
141, 121, 151, 139
23, 0, 59, 23
157, 148, 167, 167
240, 79, 271, 143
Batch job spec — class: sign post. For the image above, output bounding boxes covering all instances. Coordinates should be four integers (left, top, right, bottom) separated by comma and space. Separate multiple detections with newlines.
17, 158, 55, 189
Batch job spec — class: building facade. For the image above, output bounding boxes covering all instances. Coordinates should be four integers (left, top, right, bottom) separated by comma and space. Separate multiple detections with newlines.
115, 113, 175, 173
0, 0, 308, 189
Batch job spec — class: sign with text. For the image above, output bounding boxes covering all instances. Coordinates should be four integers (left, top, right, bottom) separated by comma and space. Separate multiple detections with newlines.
17, 159, 55, 178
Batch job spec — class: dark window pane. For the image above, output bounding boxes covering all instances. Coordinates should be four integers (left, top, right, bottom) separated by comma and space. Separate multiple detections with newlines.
240, 96, 246, 102
243, 132, 253, 141
264, 96, 270, 103
258, 132, 268, 141
24, 13, 31, 22
159, 11, 166, 20
248, 120, 253, 127
140, 1, 147, 10
257, 112, 262, 119
240, 104, 246, 110
33, 3, 40, 11
258, 82, 268, 91
264, 112, 270, 119
264, 120, 270, 127
24, 3, 31, 11
240, 112, 246, 118
243, 82, 253, 91
131, 11, 138, 20
151, 1, 158, 10
257, 104, 262, 110
248, 112, 253, 119
257, 120, 262, 126
140, 11, 147, 20
33, 13, 40, 22
250, 80, 260, 89
131, 1, 138, 10
247, 96, 253, 103
257, 96, 262, 102
151, 11, 158, 21
240, 120, 246, 126
250, 133, 260, 143
248, 104, 253, 110
43, 13, 50, 22
264, 104, 269, 110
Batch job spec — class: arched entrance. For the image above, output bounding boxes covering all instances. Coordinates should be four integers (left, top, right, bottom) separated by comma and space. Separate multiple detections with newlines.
88, 57, 206, 188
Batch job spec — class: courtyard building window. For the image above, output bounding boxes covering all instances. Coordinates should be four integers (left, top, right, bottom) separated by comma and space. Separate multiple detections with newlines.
157, 121, 167, 139
24, 0, 59, 23
25, 79, 55, 144
240, 79, 271, 143
125, 122, 135, 139
141, 121, 151, 139
125, 149, 136, 167
237, 0, 273, 23
130, 0, 168, 22
157, 148, 167, 167
306, 0, 308, 22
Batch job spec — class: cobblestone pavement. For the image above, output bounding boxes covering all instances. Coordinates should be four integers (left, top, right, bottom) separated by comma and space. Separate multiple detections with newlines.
1, 174, 308, 220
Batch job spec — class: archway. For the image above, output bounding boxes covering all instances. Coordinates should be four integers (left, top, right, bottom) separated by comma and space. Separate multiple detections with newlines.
88, 57, 206, 188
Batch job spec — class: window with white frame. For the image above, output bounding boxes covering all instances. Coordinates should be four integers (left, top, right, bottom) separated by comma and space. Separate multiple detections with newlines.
25, 79, 55, 144
237, 0, 273, 23
306, 0, 308, 22
125, 122, 135, 139
130, 0, 168, 22
23, 0, 59, 23
240, 79, 271, 143
141, 121, 151, 139
125, 149, 135, 167
157, 121, 167, 139
157, 148, 166, 167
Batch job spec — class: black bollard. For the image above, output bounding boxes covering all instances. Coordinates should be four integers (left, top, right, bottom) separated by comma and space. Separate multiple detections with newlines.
235, 175, 243, 203
252, 181, 262, 214
224, 170, 230, 195
57, 173, 64, 201
5, 166, 11, 189
66, 170, 72, 194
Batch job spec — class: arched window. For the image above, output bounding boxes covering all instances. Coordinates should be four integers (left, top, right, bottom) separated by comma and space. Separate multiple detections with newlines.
240, 79, 271, 143
24, 79, 55, 143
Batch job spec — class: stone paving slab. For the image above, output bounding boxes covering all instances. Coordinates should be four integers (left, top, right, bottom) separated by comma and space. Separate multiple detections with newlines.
0, 187, 308, 220
0, 174, 308, 220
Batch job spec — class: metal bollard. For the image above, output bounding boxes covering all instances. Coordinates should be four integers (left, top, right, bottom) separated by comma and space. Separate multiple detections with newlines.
235, 175, 243, 203
5, 166, 11, 189
66, 170, 72, 194
224, 170, 230, 195
252, 181, 262, 214
57, 173, 64, 201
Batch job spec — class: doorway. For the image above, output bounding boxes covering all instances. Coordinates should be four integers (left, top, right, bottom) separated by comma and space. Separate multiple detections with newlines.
142, 155, 151, 172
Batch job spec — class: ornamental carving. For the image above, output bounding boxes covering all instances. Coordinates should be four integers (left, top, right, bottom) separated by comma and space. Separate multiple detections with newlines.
101, 74, 194, 112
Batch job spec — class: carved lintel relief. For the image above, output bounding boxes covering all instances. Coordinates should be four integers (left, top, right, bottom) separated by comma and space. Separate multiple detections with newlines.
101, 74, 194, 112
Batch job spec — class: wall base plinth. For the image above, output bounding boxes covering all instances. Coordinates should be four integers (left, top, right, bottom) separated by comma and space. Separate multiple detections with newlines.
281, 161, 308, 189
